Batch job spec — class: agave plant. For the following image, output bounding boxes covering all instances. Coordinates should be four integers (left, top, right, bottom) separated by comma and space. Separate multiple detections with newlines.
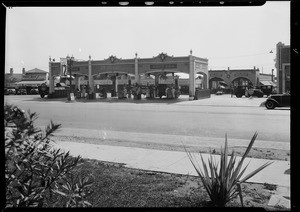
185, 132, 273, 207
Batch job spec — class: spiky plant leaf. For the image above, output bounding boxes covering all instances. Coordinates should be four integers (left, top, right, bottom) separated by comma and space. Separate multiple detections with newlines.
239, 161, 273, 183
184, 132, 273, 207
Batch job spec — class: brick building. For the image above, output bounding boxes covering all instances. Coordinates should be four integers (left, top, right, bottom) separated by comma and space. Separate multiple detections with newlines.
209, 67, 260, 90
275, 42, 290, 93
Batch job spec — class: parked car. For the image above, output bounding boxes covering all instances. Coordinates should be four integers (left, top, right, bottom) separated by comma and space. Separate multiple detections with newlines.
265, 93, 290, 109
6, 88, 16, 95
16, 89, 27, 95
257, 85, 274, 96
30, 88, 39, 94
234, 85, 247, 98
245, 88, 264, 98
216, 90, 223, 95
38, 83, 49, 98
234, 86, 263, 98
4, 88, 9, 95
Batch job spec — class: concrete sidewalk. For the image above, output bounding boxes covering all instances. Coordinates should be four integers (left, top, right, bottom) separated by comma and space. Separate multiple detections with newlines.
176, 94, 267, 107
53, 128, 290, 151
53, 141, 290, 193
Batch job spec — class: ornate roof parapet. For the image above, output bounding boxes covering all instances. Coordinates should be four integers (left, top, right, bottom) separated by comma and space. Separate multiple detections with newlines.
105, 55, 122, 63
153, 52, 174, 62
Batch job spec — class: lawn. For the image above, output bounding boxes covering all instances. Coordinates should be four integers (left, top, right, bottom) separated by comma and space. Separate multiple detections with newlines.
45, 158, 283, 209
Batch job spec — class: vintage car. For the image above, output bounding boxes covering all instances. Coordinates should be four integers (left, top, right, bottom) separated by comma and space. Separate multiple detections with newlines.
216, 90, 223, 95
16, 89, 27, 95
30, 88, 39, 94
234, 86, 263, 98
6, 88, 17, 95
264, 93, 290, 109
38, 83, 50, 98
245, 88, 264, 98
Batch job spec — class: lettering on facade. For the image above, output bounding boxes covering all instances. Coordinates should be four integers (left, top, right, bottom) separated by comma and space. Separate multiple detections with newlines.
51, 63, 60, 68
150, 64, 177, 69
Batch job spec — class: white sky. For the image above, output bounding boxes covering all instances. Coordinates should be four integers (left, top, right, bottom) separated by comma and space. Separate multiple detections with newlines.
5, 1, 290, 75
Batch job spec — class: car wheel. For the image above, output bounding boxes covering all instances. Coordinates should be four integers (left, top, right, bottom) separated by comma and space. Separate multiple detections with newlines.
40, 94, 45, 98
265, 101, 276, 109
236, 94, 242, 98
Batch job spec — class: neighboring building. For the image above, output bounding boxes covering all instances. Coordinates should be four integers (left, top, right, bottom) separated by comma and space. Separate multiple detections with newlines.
209, 67, 260, 89
259, 73, 276, 87
5, 68, 23, 88
275, 42, 290, 93
259, 73, 273, 81
15, 68, 48, 87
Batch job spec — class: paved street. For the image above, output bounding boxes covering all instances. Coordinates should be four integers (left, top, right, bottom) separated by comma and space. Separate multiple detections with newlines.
5, 94, 291, 207
5, 94, 290, 145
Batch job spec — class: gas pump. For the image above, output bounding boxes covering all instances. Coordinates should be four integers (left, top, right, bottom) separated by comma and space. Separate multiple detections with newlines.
157, 74, 180, 99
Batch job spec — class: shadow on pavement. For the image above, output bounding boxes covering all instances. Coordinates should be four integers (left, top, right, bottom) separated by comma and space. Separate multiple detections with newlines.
24, 96, 190, 104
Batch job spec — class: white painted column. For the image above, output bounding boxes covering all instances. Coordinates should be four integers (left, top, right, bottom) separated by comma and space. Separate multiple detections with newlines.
88, 55, 94, 94
49, 57, 54, 94
189, 50, 195, 99
135, 53, 140, 84
115, 76, 118, 96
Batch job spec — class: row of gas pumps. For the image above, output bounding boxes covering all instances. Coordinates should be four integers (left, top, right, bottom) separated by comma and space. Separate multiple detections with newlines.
64, 72, 183, 100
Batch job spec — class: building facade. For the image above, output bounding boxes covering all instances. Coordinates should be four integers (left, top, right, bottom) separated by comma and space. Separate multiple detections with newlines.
209, 67, 260, 90
49, 51, 209, 98
275, 42, 290, 93
15, 68, 48, 88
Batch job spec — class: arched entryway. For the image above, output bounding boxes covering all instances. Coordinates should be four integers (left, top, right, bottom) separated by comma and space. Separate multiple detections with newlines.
231, 77, 253, 87
196, 71, 208, 90
209, 77, 224, 89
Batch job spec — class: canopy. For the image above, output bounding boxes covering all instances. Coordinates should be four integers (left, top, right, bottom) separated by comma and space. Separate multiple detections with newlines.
260, 81, 276, 86
14, 81, 47, 87
219, 81, 228, 87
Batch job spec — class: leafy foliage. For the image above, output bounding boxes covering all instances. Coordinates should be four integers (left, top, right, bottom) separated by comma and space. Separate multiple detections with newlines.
5, 104, 94, 207
185, 132, 273, 207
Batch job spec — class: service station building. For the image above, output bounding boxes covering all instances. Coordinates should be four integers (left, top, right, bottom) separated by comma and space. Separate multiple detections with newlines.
48, 51, 209, 99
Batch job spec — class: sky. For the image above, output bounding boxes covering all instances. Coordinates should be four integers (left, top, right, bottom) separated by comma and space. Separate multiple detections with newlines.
5, 1, 290, 76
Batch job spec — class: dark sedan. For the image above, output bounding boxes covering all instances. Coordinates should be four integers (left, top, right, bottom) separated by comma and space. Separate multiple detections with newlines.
16, 89, 27, 95
30, 88, 39, 95
265, 93, 290, 109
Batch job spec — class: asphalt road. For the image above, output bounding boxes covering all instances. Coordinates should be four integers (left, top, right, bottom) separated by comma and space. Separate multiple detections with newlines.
4, 94, 290, 144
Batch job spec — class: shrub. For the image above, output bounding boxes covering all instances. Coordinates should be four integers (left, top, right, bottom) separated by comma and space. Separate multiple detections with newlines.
185, 132, 273, 207
5, 104, 94, 207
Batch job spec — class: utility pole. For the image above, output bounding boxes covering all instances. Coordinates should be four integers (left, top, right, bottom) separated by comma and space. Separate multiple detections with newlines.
66, 55, 74, 100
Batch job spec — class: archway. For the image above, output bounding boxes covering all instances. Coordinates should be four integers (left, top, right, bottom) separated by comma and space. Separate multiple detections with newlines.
209, 77, 224, 89
231, 77, 253, 87
196, 71, 208, 90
